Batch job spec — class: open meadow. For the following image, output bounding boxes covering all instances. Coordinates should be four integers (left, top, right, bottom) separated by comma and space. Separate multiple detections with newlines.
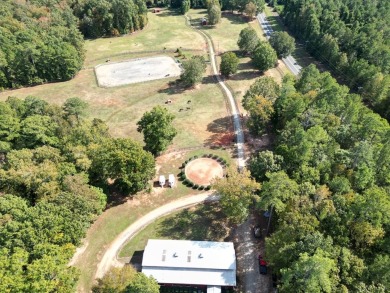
0, 10, 231, 150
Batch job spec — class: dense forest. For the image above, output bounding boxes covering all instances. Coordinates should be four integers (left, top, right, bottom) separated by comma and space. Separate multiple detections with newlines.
0, 0, 148, 89
277, 0, 390, 120
246, 66, 390, 291
0, 97, 155, 291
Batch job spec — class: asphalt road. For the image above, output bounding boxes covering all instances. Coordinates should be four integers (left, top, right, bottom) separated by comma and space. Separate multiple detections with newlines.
257, 12, 302, 76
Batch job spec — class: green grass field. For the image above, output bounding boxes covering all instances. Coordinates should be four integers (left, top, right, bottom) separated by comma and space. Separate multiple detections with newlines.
0, 10, 229, 150
118, 202, 231, 258
84, 10, 204, 67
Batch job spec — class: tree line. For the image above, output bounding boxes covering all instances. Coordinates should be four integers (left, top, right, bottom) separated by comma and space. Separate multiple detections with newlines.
279, 0, 390, 121
0, 0, 148, 90
214, 65, 389, 291
0, 96, 160, 291
249, 66, 389, 291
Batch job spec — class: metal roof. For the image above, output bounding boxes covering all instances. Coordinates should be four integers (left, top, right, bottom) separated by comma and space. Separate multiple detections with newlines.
142, 239, 236, 286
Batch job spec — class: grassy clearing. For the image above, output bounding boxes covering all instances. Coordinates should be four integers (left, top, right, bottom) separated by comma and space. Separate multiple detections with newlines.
84, 10, 204, 67
75, 146, 232, 292
118, 202, 231, 258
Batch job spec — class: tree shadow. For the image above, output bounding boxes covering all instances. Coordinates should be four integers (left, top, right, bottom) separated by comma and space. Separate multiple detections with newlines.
157, 80, 187, 95
204, 116, 235, 148
221, 12, 248, 25
201, 74, 218, 85
157, 203, 232, 241
154, 9, 180, 17
230, 70, 262, 81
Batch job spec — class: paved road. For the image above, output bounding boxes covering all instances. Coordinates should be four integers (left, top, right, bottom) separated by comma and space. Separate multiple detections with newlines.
195, 29, 246, 169
257, 12, 302, 76
95, 192, 220, 279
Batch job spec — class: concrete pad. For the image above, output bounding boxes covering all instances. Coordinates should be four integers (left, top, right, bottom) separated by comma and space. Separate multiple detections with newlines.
95, 56, 182, 87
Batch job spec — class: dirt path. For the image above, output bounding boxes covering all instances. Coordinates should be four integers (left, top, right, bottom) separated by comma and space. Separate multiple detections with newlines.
94, 192, 220, 279
234, 213, 272, 293
186, 17, 246, 169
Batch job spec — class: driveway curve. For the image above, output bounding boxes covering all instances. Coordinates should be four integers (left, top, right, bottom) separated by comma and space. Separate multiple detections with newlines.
95, 192, 220, 279
186, 17, 246, 169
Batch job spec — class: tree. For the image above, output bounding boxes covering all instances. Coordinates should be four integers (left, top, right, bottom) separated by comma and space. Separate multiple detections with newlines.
93, 266, 137, 293
125, 273, 159, 293
249, 150, 283, 181
269, 31, 296, 58
243, 76, 280, 106
244, 2, 257, 19
280, 250, 338, 293
63, 97, 88, 123
220, 52, 239, 77
252, 41, 278, 72
212, 167, 261, 223
89, 138, 155, 194
259, 171, 299, 213
16, 115, 59, 149
238, 27, 260, 55
181, 0, 190, 14
208, 4, 221, 25
137, 106, 177, 155
180, 56, 206, 87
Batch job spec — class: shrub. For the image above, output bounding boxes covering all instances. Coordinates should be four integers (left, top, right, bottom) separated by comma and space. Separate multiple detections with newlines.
198, 186, 205, 190
205, 186, 211, 190
193, 184, 199, 189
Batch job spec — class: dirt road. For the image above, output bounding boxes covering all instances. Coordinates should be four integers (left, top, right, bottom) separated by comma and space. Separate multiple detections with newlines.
94, 192, 220, 279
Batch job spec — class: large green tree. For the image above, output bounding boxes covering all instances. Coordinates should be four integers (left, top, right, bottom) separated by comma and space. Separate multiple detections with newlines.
238, 27, 260, 55
252, 41, 278, 72
180, 55, 206, 87
137, 106, 177, 155
269, 31, 296, 58
89, 138, 155, 194
220, 52, 239, 77
212, 167, 261, 223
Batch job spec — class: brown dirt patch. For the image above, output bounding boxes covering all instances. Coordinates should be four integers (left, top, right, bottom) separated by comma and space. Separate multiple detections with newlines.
185, 158, 224, 186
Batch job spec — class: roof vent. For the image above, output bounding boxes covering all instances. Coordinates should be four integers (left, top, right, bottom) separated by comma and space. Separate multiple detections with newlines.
187, 250, 191, 262
162, 250, 166, 261
173, 252, 178, 258
198, 253, 203, 259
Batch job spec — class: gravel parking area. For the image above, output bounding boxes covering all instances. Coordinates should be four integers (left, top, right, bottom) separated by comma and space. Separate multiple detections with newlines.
95, 56, 182, 87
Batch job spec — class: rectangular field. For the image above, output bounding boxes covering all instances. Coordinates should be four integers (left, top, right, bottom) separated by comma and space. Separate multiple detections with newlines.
95, 56, 182, 87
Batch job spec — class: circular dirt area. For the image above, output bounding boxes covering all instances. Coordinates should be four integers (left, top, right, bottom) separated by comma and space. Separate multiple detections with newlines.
185, 158, 224, 186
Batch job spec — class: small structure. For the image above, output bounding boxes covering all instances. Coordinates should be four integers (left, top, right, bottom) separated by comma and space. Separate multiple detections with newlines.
159, 175, 166, 187
168, 174, 175, 188
142, 239, 236, 291
201, 18, 207, 25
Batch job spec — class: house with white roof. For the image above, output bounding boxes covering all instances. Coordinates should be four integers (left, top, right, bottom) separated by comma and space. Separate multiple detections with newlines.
142, 239, 237, 292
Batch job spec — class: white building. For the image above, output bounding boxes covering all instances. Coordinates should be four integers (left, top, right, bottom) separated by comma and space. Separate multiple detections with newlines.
142, 239, 236, 292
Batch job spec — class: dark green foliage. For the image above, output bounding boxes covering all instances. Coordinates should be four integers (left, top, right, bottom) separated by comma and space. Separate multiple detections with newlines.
74, 0, 148, 38
252, 41, 278, 72
0, 96, 157, 290
181, 0, 191, 14
89, 138, 155, 194
237, 27, 260, 55
137, 106, 177, 156
250, 65, 390, 291
281, 0, 390, 120
0, 1, 84, 89
180, 55, 207, 87
269, 31, 295, 58
220, 52, 239, 76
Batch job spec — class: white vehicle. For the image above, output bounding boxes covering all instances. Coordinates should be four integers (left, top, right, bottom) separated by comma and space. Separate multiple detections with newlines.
168, 174, 175, 188
159, 175, 166, 187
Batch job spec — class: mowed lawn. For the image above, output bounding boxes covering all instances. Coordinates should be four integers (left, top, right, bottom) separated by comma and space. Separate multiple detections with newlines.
187, 9, 287, 112
118, 202, 232, 258
0, 11, 228, 149
84, 10, 205, 67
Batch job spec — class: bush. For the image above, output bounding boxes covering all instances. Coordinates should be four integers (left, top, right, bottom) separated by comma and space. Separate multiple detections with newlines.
188, 182, 194, 188
212, 155, 219, 160
205, 186, 211, 190
193, 184, 199, 189
198, 186, 205, 190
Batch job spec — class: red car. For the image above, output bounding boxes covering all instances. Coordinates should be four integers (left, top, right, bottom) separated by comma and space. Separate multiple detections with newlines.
258, 255, 268, 275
